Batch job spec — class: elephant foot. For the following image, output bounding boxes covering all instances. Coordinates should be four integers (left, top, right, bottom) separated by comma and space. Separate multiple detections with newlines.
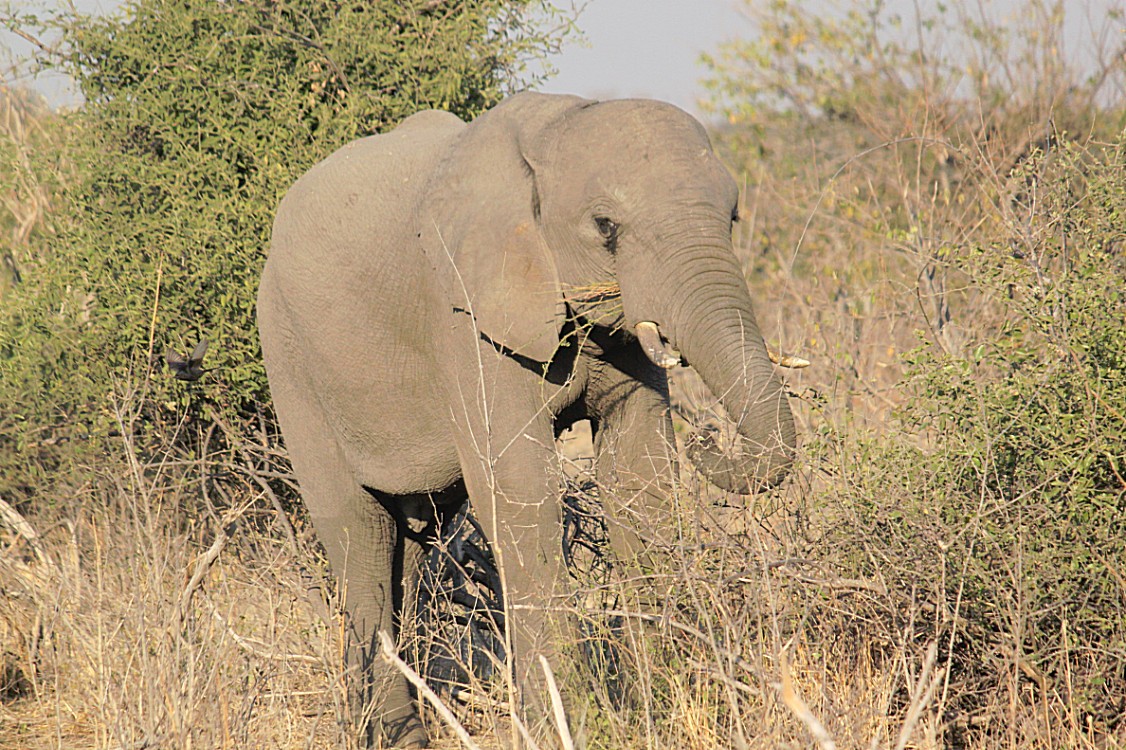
377, 706, 428, 749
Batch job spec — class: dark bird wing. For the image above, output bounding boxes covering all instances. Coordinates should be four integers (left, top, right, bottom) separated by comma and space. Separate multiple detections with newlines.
165, 340, 208, 379
187, 339, 208, 367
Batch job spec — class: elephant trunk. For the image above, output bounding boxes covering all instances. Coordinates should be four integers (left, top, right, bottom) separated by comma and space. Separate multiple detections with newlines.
651, 252, 796, 494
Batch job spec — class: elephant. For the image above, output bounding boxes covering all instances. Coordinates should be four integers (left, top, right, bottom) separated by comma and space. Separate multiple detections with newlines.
257, 92, 797, 747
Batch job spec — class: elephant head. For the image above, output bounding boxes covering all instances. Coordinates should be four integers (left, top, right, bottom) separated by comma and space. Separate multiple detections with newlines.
422, 93, 796, 493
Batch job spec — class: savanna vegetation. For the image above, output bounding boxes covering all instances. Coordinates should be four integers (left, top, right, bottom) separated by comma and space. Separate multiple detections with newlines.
1, 1, 1123, 748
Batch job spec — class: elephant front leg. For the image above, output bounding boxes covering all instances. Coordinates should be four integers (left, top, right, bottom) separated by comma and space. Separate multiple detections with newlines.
581, 353, 678, 713
586, 353, 678, 568
449, 383, 572, 741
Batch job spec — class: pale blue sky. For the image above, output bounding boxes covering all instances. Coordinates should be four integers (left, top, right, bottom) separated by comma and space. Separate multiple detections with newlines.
6, 0, 776, 111
538, 0, 746, 113
4, 0, 1124, 114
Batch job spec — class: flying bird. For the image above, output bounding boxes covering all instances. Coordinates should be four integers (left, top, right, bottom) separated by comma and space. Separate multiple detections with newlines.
165, 339, 211, 381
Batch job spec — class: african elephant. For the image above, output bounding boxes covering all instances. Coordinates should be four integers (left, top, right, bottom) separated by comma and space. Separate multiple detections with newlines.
257, 92, 796, 747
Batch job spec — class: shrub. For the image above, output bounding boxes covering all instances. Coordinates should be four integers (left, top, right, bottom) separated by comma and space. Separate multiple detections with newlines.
847, 137, 1126, 731
702, 1, 1126, 743
0, 0, 572, 501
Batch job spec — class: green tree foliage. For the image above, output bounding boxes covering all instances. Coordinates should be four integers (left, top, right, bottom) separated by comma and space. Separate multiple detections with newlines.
0, 0, 570, 498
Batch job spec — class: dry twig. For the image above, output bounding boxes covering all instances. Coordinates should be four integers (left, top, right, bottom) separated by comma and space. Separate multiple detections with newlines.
378, 629, 482, 750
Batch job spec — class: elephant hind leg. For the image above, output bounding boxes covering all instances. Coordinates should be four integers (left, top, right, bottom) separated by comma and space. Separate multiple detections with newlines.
298, 486, 428, 748
261, 355, 426, 747
327, 494, 428, 749
366, 486, 464, 641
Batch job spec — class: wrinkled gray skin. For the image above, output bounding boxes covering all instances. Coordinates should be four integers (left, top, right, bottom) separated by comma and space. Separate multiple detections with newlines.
257, 93, 796, 748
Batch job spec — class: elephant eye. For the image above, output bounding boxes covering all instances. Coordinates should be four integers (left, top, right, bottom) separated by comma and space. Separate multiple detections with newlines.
594, 216, 619, 252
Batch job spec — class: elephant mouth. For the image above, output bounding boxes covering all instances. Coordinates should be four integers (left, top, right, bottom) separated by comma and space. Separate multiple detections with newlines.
563, 281, 625, 332
563, 283, 681, 369
565, 281, 619, 301
634, 321, 681, 369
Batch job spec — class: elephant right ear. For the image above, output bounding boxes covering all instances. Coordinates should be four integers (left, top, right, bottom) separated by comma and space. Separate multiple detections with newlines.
421, 93, 590, 365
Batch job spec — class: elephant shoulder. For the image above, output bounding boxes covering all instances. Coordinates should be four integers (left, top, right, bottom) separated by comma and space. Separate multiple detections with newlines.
393, 108, 465, 135
269, 113, 463, 283
276, 113, 462, 226
309, 112, 463, 183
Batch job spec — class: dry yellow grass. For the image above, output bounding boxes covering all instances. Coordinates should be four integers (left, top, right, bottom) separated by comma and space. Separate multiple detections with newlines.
0, 459, 344, 748
2, 381, 1122, 749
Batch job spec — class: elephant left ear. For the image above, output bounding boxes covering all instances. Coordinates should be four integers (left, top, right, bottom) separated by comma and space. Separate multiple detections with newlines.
425, 213, 564, 364
421, 94, 586, 364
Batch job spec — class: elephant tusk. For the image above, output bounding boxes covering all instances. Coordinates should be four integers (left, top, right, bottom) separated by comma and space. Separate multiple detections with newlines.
767, 347, 811, 369
635, 321, 681, 369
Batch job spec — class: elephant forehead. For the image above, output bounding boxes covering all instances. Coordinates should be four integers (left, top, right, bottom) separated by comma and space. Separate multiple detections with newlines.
582, 141, 727, 193
584, 166, 732, 210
